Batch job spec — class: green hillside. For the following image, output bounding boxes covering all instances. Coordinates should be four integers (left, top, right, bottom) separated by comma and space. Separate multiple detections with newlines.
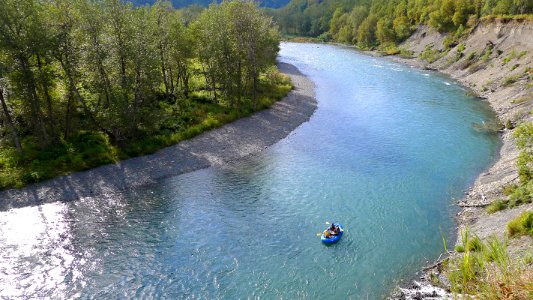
129, 0, 290, 9
271, 0, 533, 49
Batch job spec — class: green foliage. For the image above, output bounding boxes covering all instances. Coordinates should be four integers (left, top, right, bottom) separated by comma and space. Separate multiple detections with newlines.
503, 56, 512, 65
446, 232, 531, 298
517, 50, 528, 59
272, 0, 532, 53
455, 43, 466, 61
0, 0, 288, 189
507, 211, 533, 237
398, 48, 414, 58
357, 14, 379, 49
420, 45, 441, 63
503, 49, 528, 66
0, 131, 119, 188
317, 31, 333, 42
502, 74, 520, 86
486, 199, 509, 213
457, 43, 466, 53
131, 0, 291, 9
481, 48, 493, 62
497, 122, 533, 209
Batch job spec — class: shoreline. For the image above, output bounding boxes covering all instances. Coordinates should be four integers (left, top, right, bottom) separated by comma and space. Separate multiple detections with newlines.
0, 62, 317, 211
383, 23, 533, 298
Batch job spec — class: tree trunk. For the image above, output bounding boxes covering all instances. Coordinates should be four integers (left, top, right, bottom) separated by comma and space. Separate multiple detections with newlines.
236, 59, 242, 110
252, 61, 258, 110
183, 72, 189, 98
0, 88, 22, 154
159, 42, 169, 96
36, 53, 59, 143
168, 63, 175, 96
64, 91, 73, 140
59, 58, 116, 141
90, 29, 111, 108
131, 65, 141, 134
19, 55, 50, 147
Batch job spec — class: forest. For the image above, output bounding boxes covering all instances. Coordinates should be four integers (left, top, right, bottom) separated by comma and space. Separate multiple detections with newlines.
129, 0, 291, 9
270, 0, 533, 49
0, 0, 287, 189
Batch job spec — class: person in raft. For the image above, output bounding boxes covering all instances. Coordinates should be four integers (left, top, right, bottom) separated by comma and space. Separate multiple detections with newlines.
324, 223, 340, 238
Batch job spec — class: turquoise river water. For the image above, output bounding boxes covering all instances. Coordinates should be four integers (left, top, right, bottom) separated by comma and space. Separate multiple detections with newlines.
0, 43, 500, 299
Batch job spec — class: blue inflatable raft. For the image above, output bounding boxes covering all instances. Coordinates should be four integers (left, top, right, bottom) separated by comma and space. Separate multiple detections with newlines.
321, 223, 343, 244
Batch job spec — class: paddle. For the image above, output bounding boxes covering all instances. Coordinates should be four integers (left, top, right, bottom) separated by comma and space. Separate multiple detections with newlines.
316, 221, 332, 236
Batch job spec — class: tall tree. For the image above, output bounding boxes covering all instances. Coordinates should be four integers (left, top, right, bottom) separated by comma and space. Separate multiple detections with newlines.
0, 0, 53, 147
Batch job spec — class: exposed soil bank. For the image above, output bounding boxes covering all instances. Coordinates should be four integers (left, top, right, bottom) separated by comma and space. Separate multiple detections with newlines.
388, 20, 533, 299
0, 63, 317, 211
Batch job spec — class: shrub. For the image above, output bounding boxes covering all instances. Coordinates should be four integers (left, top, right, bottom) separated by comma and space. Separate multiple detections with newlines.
420, 46, 441, 63
507, 211, 533, 237
446, 233, 531, 298
502, 184, 517, 195
398, 48, 414, 58
502, 74, 520, 86
502, 56, 512, 65
505, 120, 514, 130
481, 48, 492, 62
457, 43, 465, 53
317, 32, 332, 42
487, 199, 508, 213
466, 236, 484, 252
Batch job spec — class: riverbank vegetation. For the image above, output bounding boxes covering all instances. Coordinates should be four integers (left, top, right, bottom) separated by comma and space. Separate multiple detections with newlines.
270, 0, 532, 51
0, 0, 288, 189
444, 229, 533, 299
486, 122, 533, 214
508, 211, 533, 237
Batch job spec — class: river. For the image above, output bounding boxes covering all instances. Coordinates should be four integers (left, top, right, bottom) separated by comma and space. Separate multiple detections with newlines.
0, 43, 500, 299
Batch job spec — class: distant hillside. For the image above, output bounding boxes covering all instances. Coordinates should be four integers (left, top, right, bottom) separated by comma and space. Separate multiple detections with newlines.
128, 0, 290, 9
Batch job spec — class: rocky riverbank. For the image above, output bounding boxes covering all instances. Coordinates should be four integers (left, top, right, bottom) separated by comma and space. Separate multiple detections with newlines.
0, 63, 317, 211
388, 19, 533, 299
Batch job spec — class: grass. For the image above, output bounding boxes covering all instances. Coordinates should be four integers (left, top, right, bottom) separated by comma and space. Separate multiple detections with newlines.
398, 48, 414, 58
0, 67, 293, 190
508, 211, 533, 237
480, 47, 493, 62
420, 45, 441, 63
445, 229, 533, 299
502, 74, 521, 86
512, 96, 530, 104
487, 199, 509, 214
459, 51, 477, 70
480, 14, 533, 22
503, 50, 528, 65
457, 43, 466, 54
